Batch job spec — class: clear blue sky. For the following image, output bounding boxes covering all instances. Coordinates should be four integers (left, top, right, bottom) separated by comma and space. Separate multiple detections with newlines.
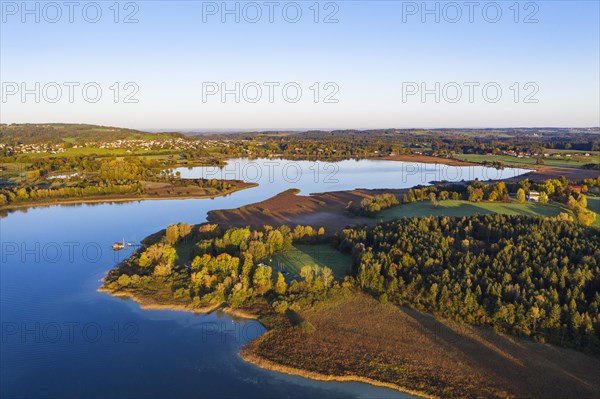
1, 1, 598, 130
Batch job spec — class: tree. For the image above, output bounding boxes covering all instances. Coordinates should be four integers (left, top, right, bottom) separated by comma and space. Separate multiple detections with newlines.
118, 274, 131, 286
227, 228, 251, 246
178, 223, 192, 240
153, 262, 172, 277
577, 194, 587, 209
539, 192, 549, 204
488, 191, 498, 202
241, 253, 253, 290
516, 188, 526, 203
321, 267, 334, 289
567, 195, 579, 210
145, 244, 165, 262
275, 272, 287, 295
166, 224, 180, 245
429, 192, 439, 208
138, 252, 152, 267
493, 182, 507, 197
335, 214, 600, 350
300, 265, 314, 287
252, 265, 272, 295
161, 246, 178, 265
577, 210, 596, 226
266, 230, 284, 252
468, 187, 484, 202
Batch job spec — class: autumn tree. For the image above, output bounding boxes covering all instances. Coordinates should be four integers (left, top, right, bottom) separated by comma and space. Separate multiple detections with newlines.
516, 188, 526, 203
275, 272, 287, 295
252, 265, 272, 295
166, 224, 180, 245
429, 192, 439, 208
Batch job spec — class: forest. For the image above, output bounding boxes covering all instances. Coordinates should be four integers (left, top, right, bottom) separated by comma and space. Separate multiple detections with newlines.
335, 215, 600, 352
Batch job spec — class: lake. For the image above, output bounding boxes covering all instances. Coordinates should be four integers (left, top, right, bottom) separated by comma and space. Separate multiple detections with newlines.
0, 159, 530, 398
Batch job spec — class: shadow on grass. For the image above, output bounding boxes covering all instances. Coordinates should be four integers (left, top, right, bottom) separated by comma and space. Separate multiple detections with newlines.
402, 307, 600, 398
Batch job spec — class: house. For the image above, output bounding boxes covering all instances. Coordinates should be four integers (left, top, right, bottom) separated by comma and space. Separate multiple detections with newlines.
528, 191, 540, 202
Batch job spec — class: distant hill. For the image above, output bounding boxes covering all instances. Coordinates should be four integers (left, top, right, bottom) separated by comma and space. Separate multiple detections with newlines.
0, 123, 186, 144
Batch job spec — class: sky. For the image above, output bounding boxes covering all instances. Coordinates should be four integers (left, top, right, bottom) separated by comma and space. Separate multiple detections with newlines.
1, 0, 599, 130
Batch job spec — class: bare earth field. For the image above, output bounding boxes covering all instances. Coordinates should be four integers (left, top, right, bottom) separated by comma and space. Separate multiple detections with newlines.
242, 292, 600, 399
207, 188, 398, 234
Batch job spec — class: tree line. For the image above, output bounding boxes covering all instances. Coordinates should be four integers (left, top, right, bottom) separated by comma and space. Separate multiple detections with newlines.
335, 215, 600, 352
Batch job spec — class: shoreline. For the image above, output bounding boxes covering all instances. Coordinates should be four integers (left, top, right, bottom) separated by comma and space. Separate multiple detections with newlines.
239, 348, 435, 399
0, 183, 258, 213
98, 285, 431, 398
98, 286, 260, 319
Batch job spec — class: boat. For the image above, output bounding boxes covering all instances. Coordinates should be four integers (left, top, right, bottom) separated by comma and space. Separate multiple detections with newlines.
112, 238, 126, 251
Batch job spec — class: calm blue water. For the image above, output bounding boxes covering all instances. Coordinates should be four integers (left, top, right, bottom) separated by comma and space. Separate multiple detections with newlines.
0, 159, 530, 398
174, 158, 530, 195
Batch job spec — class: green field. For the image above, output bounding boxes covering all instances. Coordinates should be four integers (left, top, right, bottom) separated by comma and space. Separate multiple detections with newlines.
174, 241, 196, 266
587, 197, 600, 227
588, 196, 600, 212
455, 154, 598, 168
379, 200, 568, 220
379, 199, 600, 228
270, 244, 353, 280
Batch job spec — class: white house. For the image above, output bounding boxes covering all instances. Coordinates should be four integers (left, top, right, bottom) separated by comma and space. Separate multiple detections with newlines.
528, 191, 540, 202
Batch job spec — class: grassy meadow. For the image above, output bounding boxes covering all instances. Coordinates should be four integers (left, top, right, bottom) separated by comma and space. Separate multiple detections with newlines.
455, 153, 599, 168
270, 244, 353, 280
